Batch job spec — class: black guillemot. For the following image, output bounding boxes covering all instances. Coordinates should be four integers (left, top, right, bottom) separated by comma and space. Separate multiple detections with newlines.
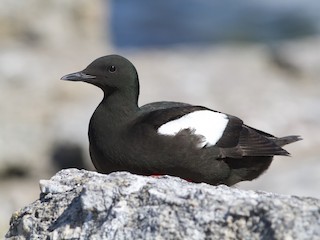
61, 55, 301, 186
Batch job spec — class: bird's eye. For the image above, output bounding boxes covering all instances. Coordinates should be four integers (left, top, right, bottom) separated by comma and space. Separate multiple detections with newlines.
108, 65, 117, 73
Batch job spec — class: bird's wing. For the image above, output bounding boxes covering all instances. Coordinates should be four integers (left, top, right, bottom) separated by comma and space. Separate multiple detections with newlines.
133, 105, 288, 158
140, 101, 191, 112
135, 105, 207, 131
228, 126, 290, 158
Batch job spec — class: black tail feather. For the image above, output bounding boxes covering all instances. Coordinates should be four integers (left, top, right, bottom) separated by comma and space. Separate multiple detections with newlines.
274, 135, 302, 147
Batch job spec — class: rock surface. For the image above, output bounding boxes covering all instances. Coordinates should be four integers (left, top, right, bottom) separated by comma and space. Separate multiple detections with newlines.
6, 169, 320, 240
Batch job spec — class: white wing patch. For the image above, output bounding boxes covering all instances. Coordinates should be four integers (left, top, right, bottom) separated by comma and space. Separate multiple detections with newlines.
157, 110, 229, 147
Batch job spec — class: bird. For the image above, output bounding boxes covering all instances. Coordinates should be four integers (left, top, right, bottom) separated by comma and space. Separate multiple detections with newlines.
61, 55, 301, 186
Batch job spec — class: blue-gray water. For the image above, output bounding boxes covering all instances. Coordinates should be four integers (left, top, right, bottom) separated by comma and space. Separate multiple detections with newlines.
110, 0, 320, 48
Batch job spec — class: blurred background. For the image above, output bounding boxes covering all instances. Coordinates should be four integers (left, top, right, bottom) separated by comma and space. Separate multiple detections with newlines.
1, 0, 320, 235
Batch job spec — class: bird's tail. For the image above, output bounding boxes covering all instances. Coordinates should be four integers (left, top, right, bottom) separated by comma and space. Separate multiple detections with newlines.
274, 135, 302, 147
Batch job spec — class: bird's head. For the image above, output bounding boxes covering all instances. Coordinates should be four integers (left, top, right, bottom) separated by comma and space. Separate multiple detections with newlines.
61, 55, 139, 95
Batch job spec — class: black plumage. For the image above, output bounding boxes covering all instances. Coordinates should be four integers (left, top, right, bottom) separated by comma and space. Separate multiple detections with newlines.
61, 55, 301, 186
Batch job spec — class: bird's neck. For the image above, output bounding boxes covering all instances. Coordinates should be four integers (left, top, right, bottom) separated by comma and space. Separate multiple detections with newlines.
91, 88, 140, 129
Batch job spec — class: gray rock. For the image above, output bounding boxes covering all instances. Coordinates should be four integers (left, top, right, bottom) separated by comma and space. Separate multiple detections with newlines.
5, 169, 320, 240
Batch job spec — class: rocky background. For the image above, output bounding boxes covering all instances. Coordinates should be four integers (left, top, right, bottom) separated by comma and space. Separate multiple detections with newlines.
1, 0, 320, 237
6, 169, 320, 239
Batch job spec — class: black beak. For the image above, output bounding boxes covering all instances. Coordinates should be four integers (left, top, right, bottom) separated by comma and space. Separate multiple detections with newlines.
61, 71, 96, 81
